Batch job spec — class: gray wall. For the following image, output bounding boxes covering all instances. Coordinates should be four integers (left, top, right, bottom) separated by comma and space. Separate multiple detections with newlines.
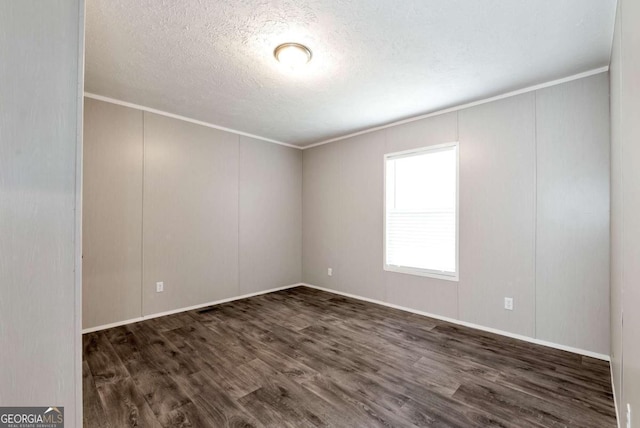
239, 136, 303, 295
0, 1, 83, 426
610, 0, 640, 424
83, 99, 302, 329
142, 112, 240, 315
535, 77, 610, 353
610, 0, 623, 408
83, 100, 143, 327
458, 94, 537, 337
303, 73, 610, 355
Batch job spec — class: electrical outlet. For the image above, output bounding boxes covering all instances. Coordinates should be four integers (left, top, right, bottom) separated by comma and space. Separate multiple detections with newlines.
627, 403, 632, 428
327, 268, 333, 276
504, 297, 513, 311
156, 281, 164, 293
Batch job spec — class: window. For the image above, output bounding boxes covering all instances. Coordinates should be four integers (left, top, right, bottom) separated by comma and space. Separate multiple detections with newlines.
384, 142, 458, 281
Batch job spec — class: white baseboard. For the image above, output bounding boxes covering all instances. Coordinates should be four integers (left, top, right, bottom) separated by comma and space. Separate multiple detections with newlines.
300, 283, 611, 362
83, 281, 611, 362
82, 283, 303, 334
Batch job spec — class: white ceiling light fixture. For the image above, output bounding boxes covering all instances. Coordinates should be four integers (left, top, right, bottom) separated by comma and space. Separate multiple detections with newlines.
274, 43, 312, 68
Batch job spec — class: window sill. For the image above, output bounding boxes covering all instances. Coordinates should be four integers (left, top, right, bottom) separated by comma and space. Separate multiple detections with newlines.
383, 265, 459, 282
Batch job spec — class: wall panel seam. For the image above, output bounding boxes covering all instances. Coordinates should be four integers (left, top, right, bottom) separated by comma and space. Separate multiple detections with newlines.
300, 149, 304, 283
618, 0, 625, 405
533, 90, 538, 339
74, 1, 86, 423
238, 136, 241, 295
455, 110, 460, 320
141, 111, 145, 318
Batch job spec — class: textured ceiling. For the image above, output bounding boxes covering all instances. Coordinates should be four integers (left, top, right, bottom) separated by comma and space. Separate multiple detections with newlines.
85, 0, 616, 147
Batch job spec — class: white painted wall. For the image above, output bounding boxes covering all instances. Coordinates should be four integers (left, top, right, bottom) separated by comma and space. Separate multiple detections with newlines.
303, 73, 610, 356
610, 0, 624, 412
82, 99, 302, 329
610, 0, 640, 425
0, 1, 84, 426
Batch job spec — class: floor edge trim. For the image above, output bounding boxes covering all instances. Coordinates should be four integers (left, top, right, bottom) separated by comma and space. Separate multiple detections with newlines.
301, 283, 611, 362
82, 283, 303, 334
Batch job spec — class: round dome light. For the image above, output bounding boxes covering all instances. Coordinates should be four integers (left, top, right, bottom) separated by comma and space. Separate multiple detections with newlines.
274, 43, 312, 67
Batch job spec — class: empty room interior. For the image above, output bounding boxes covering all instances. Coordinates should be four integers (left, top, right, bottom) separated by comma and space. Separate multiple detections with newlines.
3, 0, 640, 427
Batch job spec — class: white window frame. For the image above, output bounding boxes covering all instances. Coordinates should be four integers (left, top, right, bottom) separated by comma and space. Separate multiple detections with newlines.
383, 142, 459, 282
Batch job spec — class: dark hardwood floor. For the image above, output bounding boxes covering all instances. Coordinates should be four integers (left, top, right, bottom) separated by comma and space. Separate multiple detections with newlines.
83, 286, 617, 427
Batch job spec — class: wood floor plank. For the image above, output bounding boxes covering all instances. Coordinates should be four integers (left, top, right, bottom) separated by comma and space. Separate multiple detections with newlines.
300, 321, 422, 367
213, 324, 320, 385
143, 312, 198, 333
162, 402, 211, 428
174, 370, 263, 428
83, 286, 617, 428
431, 323, 607, 383
163, 325, 264, 399
399, 395, 519, 428
412, 351, 501, 388
83, 332, 130, 387
238, 359, 366, 428
300, 370, 413, 428
107, 323, 196, 426
96, 377, 163, 427
82, 361, 111, 428
452, 378, 607, 428
494, 369, 616, 421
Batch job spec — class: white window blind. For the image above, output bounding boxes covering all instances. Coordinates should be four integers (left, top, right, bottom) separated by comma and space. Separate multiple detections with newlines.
384, 143, 458, 280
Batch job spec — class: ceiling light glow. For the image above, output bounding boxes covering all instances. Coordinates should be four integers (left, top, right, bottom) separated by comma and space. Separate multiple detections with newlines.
274, 43, 312, 68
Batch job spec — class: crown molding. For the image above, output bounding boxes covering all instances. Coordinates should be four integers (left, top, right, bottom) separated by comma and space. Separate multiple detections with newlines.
301, 66, 610, 149
83, 92, 302, 150
85, 66, 609, 151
